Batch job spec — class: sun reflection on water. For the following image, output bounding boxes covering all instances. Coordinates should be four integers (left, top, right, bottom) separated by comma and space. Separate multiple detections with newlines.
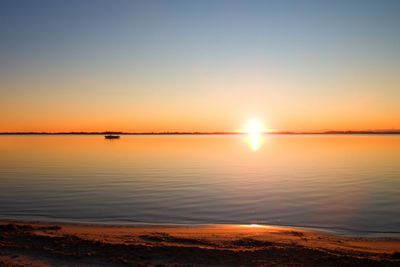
245, 133, 264, 151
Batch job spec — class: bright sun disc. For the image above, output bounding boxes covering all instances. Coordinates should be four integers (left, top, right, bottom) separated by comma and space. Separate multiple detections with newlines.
245, 119, 265, 134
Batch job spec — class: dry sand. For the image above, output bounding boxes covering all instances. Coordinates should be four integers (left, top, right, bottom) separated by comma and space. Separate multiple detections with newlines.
0, 220, 399, 266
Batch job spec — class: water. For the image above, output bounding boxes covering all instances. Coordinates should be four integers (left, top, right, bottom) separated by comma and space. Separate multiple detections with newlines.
0, 134, 399, 234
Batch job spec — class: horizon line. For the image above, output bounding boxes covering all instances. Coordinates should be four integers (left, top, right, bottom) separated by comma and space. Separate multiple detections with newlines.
1, 130, 400, 135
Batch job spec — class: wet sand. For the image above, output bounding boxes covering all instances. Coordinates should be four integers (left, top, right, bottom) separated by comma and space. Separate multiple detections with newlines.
1, 220, 399, 266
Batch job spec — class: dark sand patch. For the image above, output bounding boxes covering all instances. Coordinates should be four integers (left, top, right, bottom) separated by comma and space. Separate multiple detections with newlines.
1, 221, 399, 266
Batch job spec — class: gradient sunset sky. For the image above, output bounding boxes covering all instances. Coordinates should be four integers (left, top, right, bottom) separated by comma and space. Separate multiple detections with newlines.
1, 0, 399, 132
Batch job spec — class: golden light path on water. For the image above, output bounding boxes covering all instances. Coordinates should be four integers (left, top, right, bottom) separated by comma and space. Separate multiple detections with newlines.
243, 119, 267, 151
245, 133, 265, 151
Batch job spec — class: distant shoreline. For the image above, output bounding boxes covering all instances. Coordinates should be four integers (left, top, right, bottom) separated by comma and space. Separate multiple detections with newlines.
1, 130, 400, 135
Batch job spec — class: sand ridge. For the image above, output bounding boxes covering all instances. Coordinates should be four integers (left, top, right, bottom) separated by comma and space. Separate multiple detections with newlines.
1, 221, 399, 266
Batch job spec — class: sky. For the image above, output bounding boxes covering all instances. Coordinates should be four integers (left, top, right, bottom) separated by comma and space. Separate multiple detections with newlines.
1, 0, 399, 132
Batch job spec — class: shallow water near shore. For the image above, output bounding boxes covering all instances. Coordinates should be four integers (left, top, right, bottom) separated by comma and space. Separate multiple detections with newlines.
0, 134, 399, 235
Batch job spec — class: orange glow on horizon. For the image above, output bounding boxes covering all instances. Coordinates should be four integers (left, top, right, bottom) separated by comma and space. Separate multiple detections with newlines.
0, 108, 399, 133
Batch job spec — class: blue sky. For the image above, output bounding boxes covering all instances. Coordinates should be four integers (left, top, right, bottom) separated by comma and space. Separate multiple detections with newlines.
1, 0, 399, 131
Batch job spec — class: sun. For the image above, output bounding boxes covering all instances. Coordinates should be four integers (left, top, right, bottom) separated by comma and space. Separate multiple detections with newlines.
244, 119, 265, 134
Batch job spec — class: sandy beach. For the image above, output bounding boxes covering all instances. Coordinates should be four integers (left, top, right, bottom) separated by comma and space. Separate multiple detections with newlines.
0, 220, 399, 266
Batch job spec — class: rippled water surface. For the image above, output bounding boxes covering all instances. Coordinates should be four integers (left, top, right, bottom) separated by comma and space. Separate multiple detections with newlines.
0, 135, 399, 234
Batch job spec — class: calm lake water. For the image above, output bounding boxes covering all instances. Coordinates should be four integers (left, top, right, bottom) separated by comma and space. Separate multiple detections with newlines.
0, 135, 399, 234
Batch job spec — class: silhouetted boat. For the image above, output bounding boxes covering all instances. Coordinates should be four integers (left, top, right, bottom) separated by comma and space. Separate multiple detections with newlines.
104, 135, 120, 139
